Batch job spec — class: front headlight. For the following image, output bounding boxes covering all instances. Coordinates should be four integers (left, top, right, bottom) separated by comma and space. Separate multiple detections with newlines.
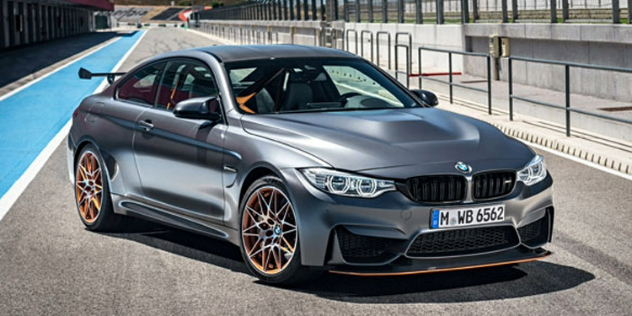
300, 168, 396, 198
517, 155, 547, 186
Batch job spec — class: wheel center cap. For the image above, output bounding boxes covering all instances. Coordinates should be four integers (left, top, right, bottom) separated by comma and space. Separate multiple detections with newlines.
273, 225, 282, 235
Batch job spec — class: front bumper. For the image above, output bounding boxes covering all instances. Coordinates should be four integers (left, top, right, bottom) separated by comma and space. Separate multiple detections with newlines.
280, 168, 554, 273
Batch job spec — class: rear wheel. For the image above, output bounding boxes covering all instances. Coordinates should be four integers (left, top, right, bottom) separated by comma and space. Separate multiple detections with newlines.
74, 145, 125, 231
239, 176, 320, 285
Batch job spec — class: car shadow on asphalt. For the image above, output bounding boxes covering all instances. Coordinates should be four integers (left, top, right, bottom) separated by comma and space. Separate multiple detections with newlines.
100, 223, 595, 303
291, 262, 595, 303
99, 221, 249, 275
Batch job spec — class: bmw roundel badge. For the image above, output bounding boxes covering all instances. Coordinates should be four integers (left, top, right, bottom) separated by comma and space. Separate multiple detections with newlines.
455, 162, 472, 173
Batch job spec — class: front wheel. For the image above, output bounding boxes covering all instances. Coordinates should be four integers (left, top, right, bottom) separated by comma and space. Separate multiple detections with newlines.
239, 176, 320, 285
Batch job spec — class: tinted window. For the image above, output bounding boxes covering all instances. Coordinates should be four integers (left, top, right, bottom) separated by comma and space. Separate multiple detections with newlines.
117, 62, 165, 105
155, 60, 219, 111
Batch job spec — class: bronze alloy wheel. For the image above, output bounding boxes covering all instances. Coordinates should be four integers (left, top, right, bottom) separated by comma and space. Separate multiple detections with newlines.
242, 186, 298, 275
75, 151, 103, 223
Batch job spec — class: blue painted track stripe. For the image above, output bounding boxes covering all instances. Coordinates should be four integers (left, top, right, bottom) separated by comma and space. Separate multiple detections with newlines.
0, 31, 145, 200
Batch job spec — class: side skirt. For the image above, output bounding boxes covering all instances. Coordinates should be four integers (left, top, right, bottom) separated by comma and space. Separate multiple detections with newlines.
111, 193, 240, 246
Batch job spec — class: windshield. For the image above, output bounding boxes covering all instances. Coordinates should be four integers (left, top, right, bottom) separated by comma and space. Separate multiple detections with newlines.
225, 58, 419, 114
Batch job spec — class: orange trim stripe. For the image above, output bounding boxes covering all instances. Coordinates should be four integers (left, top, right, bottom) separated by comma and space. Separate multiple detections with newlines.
329, 251, 552, 277
236, 93, 256, 114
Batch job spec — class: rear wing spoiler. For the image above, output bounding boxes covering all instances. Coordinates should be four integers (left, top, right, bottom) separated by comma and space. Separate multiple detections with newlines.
78, 67, 125, 84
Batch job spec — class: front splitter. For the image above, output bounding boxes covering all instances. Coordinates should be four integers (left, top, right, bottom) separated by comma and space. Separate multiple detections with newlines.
329, 248, 552, 277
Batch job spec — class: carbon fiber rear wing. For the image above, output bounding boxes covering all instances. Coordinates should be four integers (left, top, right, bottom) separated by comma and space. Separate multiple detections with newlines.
78, 67, 125, 84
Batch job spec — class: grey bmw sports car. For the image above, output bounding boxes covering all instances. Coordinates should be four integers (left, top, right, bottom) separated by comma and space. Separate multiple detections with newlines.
68, 45, 553, 285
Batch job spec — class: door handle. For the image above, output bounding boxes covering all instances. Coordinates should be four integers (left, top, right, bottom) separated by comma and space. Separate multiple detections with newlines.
138, 119, 154, 132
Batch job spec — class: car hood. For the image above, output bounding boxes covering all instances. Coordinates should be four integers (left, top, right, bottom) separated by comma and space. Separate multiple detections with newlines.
240, 108, 534, 179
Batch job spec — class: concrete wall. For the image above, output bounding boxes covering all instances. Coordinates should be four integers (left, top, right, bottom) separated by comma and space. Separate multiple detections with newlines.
464, 24, 632, 102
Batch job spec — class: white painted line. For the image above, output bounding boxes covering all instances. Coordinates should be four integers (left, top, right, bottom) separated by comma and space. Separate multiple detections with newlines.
0, 31, 149, 222
0, 37, 122, 102
0, 120, 71, 221
523, 140, 632, 181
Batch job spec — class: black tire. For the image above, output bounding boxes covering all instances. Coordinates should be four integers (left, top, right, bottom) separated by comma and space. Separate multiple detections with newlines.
239, 176, 321, 286
74, 144, 127, 232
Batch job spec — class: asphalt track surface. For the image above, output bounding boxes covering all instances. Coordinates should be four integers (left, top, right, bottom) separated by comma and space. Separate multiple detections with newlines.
1, 28, 632, 316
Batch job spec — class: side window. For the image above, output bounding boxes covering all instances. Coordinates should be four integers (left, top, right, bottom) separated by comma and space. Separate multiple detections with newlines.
155, 60, 219, 111
117, 62, 166, 105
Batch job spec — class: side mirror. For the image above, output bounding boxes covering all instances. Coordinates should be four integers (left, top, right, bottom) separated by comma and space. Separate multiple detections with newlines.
410, 89, 439, 107
173, 97, 222, 122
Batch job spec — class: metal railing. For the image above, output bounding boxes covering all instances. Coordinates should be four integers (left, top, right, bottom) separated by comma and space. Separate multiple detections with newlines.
360, 30, 374, 62
418, 47, 492, 114
375, 31, 391, 70
198, 0, 632, 24
197, 20, 632, 139
394, 32, 412, 87
508, 56, 632, 137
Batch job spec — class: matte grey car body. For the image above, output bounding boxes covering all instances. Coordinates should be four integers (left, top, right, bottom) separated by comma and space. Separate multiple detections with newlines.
68, 45, 553, 281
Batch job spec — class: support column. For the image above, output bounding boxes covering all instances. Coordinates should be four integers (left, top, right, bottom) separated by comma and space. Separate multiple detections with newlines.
34, 2, 40, 42
0, 0, 6, 49
19, 1, 26, 45
8, 0, 16, 46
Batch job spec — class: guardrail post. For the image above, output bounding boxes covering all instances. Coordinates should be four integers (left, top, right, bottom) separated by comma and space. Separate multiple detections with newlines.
612, 0, 620, 24
382, 0, 387, 22
436, 0, 444, 24
508, 58, 513, 121
550, 0, 557, 23
487, 56, 492, 114
284, 0, 289, 20
334, 0, 340, 20
416, 0, 423, 24
565, 64, 571, 136
418, 48, 423, 89
628, 0, 632, 24
398, 0, 404, 23
356, 0, 361, 22
321, 0, 326, 20
472, 0, 479, 22
296, 0, 302, 20
343, 0, 349, 21
462, 0, 469, 23
368, 0, 374, 22
289, 0, 295, 20
312, 0, 318, 20
562, 0, 569, 22
448, 52, 453, 104
511, 0, 518, 22
501, 0, 508, 23
304, 0, 309, 19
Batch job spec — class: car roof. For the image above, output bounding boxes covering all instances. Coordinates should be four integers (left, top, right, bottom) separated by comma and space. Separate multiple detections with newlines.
193, 45, 358, 63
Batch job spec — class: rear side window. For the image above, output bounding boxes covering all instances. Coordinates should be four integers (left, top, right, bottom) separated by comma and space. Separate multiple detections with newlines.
155, 60, 219, 111
116, 62, 166, 105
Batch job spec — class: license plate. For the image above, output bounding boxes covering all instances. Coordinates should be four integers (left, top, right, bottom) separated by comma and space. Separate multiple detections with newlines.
430, 204, 505, 229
